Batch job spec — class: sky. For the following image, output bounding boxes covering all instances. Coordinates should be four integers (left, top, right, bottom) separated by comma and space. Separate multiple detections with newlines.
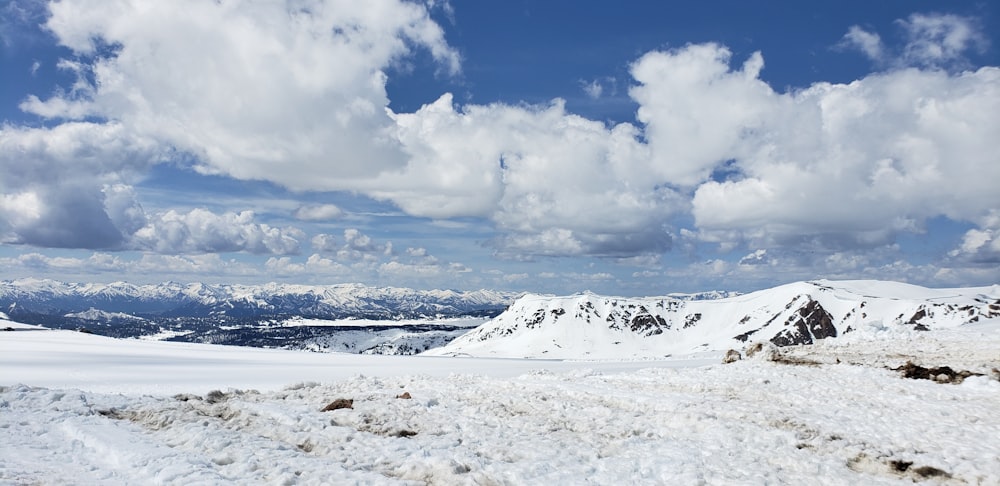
0, 0, 998, 295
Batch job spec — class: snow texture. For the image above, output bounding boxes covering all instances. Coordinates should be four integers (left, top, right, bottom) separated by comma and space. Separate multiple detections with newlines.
2, 317, 1000, 484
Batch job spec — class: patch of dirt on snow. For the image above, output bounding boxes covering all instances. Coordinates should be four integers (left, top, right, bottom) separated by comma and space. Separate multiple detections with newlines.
891, 361, 990, 384
848, 453, 953, 482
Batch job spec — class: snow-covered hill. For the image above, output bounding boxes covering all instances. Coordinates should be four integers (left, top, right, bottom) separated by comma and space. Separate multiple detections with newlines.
0, 278, 516, 319
426, 280, 1000, 359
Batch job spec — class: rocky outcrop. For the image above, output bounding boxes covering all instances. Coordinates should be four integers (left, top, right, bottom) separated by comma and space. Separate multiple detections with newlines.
770, 299, 836, 346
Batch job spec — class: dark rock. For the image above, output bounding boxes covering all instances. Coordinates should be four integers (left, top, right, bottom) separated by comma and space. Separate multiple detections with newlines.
629, 313, 666, 336
733, 328, 759, 342
907, 308, 927, 324
321, 398, 354, 411
770, 299, 836, 347
205, 390, 227, 404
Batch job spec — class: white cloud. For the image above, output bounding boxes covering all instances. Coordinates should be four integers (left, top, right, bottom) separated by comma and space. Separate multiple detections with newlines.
378, 260, 443, 278
632, 270, 660, 278
30, 0, 459, 192
898, 13, 988, 68
738, 249, 771, 266
581, 79, 603, 99
0, 252, 259, 280
387, 94, 681, 257
630, 44, 771, 187
0, 122, 161, 249
130, 209, 301, 255
293, 204, 343, 221
310, 234, 339, 253
949, 210, 1000, 264
840, 26, 885, 62
3, 3, 998, 285
689, 64, 1000, 253
842, 13, 987, 70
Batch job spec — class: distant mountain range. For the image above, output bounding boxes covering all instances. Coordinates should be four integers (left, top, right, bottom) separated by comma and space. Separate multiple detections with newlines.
425, 280, 1000, 359
0, 278, 517, 321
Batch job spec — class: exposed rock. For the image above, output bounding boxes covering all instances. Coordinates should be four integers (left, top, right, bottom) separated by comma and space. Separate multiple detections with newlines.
629, 313, 667, 336
907, 308, 927, 324
722, 349, 742, 364
733, 328, 759, 342
321, 398, 354, 411
396, 392, 412, 399
204, 390, 227, 404
683, 313, 702, 329
770, 299, 836, 347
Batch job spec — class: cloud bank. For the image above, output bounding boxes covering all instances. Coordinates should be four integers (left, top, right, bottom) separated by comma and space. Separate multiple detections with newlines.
0, 2, 997, 287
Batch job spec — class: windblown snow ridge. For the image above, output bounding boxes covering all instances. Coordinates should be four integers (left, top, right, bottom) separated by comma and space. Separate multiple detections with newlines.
426, 280, 1000, 359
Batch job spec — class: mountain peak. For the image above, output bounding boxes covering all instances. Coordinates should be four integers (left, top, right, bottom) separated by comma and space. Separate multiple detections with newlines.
425, 280, 1000, 359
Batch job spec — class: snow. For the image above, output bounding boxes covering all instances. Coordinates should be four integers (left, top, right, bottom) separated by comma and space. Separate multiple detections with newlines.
2, 315, 1000, 484
429, 279, 1000, 359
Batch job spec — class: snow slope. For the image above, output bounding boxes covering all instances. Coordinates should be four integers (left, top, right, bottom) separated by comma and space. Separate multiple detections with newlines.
427, 280, 1000, 359
2, 317, 999, 484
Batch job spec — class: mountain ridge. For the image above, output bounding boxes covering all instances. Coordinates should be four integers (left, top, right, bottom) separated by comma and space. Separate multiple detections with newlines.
425, 279, 1000, 359
0, 278, 518, 320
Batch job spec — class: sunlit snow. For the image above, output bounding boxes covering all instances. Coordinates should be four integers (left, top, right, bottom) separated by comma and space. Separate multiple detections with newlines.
2, 315, 999, 484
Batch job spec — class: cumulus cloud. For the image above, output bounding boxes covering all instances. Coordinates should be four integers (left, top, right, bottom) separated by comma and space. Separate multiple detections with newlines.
949, 210, 1000, 264
0, 122, 161, 249
689, 62, 1000, 253
130, 209, 301, 255
28, 0, 459, 191
3, 2, 998, 286
630, 44, 771, 187
311, 234, 339, 253
265, 254, 355, 277
387, 94, 681, 256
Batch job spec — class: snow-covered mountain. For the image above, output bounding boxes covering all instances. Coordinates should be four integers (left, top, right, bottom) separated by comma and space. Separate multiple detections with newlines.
0, 278, 516, 320
426, 280, 1000, 359
65, 308, 147, 322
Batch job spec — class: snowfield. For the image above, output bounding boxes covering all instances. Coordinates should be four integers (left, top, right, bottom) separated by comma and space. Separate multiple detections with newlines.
2, 318, 1000, 484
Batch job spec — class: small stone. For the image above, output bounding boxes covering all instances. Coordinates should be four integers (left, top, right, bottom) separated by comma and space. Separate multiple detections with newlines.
396, 392, 412, 399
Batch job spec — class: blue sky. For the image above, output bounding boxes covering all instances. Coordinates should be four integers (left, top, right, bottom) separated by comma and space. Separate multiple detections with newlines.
1, 0, 998, 295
